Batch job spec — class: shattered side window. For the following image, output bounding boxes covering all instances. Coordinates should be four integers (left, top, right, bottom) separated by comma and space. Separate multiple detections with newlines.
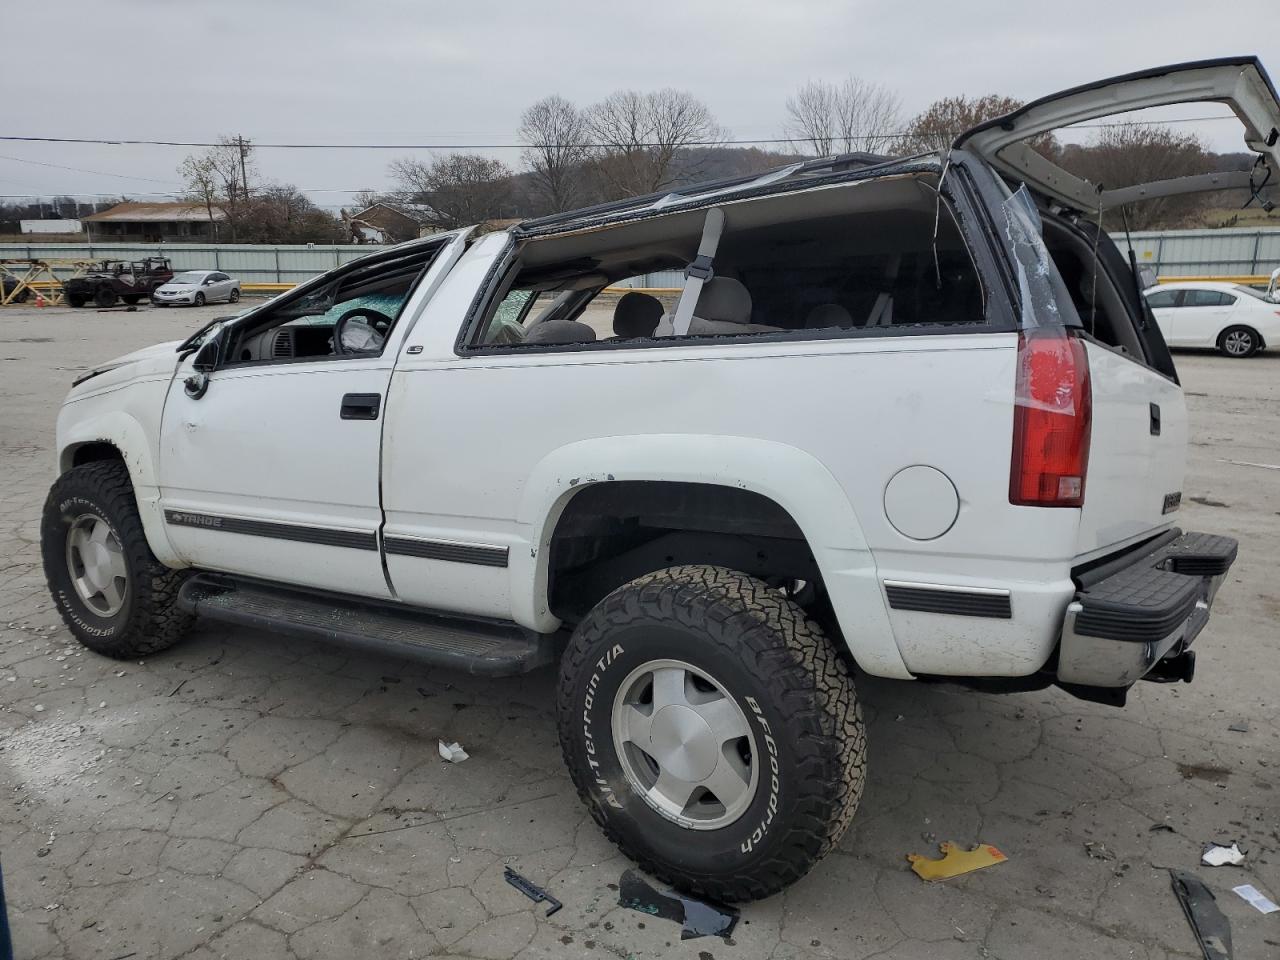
1002, 185, 1076, 330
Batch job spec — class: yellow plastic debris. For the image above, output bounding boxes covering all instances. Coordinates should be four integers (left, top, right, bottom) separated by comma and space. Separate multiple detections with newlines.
908, 841, 1007, 882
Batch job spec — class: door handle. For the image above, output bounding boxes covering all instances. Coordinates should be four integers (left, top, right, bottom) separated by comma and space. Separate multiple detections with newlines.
1149, 402, 1161, 436
340, 393, 381, 420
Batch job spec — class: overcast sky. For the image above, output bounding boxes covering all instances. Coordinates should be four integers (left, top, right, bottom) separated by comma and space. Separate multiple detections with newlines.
1, 0, 1272, 207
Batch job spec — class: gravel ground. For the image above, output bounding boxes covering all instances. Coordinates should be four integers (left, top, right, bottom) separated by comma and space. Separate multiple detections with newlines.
1, 300, 1277, 960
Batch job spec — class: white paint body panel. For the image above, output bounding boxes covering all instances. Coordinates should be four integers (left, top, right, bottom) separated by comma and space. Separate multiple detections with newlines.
1074, 342, 1186, 556
158, 356, 395, 597
152, 231, 469, 597
374, 236, 1108, 678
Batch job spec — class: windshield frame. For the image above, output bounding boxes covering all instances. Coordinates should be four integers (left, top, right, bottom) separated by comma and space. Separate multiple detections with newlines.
169, 271, 209, 285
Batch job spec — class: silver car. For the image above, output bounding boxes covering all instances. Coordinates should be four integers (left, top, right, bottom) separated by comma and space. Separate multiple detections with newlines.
151, 270, 241, 307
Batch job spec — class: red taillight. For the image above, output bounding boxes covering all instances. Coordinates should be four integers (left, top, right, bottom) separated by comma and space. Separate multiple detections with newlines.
1009, 328, 1092, 508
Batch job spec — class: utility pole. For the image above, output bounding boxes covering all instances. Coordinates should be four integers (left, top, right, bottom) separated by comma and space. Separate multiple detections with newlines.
236, 135, 250, 202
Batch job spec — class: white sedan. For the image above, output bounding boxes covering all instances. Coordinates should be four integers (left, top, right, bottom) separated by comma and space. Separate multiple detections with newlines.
151, 270, 242, 307
1144, 281, 1280, 358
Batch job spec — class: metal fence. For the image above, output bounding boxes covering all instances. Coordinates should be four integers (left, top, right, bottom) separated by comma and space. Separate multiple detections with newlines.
2, 228, 1278, 290
0, 242, 381, 285
1112, 227, 1280, 279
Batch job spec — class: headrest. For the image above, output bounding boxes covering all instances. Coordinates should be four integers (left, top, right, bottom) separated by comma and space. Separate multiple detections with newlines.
694, 277, 752, 324
805, 303, 855, 328
613, 292, 664, 338
525, 319, 597, 345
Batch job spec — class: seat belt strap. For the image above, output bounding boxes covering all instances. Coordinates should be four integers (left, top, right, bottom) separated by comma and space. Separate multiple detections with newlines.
670, 207, 725, 336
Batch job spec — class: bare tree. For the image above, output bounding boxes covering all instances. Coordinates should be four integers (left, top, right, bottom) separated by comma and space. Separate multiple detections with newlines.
1058, 124, 1214, 229
179, 153, 222, 240
177, 134, 257, 240
585, 89, 724, 197
784, 78, 903, 156
230, 183, 342, 244
388, 153, 514, 229
350, 188, 383, 210
519, 95, 591, 214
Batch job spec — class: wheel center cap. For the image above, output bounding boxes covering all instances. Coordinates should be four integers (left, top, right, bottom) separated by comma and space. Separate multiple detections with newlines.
83, 542, 112, 589
649, 705, 717, 782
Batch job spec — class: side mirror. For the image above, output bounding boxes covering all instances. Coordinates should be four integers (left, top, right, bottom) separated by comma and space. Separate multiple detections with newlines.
192, 338, 219, 372
185, 336, 221, 399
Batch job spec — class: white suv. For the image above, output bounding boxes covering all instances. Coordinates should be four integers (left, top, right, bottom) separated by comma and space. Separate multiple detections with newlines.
42, 58, 1273, 901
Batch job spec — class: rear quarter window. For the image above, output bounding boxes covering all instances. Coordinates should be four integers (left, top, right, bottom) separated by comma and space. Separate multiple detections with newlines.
1184, 290, 1233, 307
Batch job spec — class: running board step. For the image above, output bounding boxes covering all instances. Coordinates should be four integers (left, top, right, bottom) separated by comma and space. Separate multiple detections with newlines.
177, 574, 555, 676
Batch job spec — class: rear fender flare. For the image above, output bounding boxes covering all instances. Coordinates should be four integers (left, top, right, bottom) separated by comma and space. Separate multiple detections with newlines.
514, 434, 911, 679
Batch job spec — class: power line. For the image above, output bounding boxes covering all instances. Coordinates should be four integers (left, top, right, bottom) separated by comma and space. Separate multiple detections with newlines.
0, 115, 1240, 151
0, 186, 376, 200
0, 153, 181, 185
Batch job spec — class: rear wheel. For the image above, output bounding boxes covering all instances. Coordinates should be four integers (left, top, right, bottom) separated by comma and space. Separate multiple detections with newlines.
1218, 325, 1260, 358
557, 565, 866, 902
41, 461, 193, 658
194, 292, 205, 307
121, 294, 141, 305
67, 292, 87, 308
228, 288, 241, 303
94, 286, 117, 308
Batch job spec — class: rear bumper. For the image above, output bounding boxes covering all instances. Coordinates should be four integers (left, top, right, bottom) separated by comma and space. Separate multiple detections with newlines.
1056, 530, 1237, 688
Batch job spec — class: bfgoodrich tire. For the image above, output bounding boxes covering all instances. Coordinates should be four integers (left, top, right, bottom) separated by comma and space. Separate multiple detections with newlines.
557, 565, 866, 902
41, 461, 193, 658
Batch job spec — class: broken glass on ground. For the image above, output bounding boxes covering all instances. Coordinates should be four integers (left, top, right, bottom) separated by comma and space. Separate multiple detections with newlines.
617, 869, 738, 940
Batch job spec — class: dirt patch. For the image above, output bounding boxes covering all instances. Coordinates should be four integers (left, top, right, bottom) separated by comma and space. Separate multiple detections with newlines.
1176, 762, 1231, 782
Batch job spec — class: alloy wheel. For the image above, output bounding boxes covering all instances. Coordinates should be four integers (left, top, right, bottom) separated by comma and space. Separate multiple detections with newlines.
65, 513, 128, 616
611, 658, 758, 830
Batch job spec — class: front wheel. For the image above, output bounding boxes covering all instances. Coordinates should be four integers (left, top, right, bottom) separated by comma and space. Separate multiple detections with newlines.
557, 565, 866, 902
67, 292, 87, 308
94, 287, 117, 308
41, 461, 193, 658
1218, 325, 1260, 358
193, 292, 205, 307
121, 294, 141, 305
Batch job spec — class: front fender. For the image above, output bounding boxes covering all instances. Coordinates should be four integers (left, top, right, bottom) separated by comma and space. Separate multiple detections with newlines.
514, 434, 911, 679
56, 398, 182, 567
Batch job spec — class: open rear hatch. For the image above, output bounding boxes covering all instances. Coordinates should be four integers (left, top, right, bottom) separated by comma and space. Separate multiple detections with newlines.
955, 56, 1280, 213
968, 57, 1280, 558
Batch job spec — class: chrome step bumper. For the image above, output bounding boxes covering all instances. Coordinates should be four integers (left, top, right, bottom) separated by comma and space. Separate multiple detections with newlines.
1057, 530, 1237, 689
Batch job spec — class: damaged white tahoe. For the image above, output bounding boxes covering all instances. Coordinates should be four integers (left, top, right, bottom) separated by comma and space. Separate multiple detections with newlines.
44, 59, 1275, 901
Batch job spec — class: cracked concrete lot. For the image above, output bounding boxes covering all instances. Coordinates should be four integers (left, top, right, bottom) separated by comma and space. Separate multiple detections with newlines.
1, 302, 1278, 960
